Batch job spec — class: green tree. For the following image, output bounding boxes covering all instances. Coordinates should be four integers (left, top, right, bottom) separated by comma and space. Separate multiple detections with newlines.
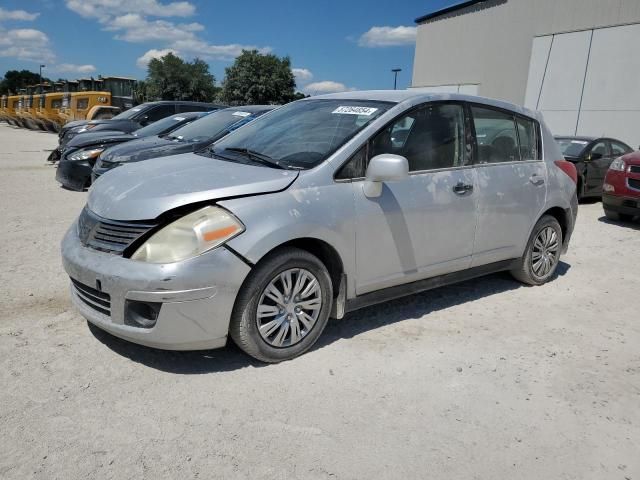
0, 70, 50, 95
145, 52, 218, 102
221, 50, 298, 105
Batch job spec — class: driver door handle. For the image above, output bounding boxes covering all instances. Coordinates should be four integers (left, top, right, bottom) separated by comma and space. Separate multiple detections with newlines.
452, 182, 474, 195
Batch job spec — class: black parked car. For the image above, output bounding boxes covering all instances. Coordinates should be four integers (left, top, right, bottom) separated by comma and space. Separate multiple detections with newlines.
92, 105, 277, 181
55, 111, 209, 191
48, 101, 224, 162
555, 136, 634, 199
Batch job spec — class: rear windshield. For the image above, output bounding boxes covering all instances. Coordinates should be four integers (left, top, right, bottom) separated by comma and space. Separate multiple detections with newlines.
133, 113, 199, 137
211, 99, 394, 169
556, 138, 589, 157
168, 109, 262, 143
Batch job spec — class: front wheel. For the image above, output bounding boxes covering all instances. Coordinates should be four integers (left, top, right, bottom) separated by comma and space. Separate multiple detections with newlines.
511, 215, 563, 286
229, 247, 333, 363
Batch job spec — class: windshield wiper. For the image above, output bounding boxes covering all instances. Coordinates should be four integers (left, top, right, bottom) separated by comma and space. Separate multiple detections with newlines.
223, 147, 285, 169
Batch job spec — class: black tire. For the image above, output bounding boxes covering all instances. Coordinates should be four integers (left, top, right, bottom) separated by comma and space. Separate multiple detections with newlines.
229, 247, 333, 363
604, 209, 633, 222
511, 215, 563, 286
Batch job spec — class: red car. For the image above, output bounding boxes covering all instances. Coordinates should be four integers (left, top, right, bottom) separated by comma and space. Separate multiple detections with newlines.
603, 151, 640, 221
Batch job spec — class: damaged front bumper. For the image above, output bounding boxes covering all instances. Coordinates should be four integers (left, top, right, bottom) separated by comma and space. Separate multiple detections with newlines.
61, 224, 252, 350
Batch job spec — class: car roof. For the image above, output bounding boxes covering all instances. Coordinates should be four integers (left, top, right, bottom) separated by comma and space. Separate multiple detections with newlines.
220, 105, 279, 113
140, 100, 225, 107
307, 89, 538, 118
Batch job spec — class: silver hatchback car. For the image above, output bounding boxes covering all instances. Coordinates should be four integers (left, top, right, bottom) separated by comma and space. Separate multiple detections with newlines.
62, 91, 578, 362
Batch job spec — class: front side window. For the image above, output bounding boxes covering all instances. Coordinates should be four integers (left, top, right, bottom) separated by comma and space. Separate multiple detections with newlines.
211, 99, 393, 170
370, 103, 467, 172
589, 141, 609, 159
472, 106, 519, 163
516, 116, 541, 160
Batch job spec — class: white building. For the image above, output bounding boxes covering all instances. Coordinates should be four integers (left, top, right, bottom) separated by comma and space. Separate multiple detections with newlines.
411, 0, 640, 148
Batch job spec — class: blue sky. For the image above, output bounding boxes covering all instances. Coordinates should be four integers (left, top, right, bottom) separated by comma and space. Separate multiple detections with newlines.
0, 0, 457, 93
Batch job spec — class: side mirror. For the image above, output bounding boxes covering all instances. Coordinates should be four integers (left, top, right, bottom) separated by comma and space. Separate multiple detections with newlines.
363, 154, 409, 197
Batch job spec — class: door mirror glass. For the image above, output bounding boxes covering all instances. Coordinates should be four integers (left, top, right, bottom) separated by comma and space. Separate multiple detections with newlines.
363, 154, 408, 197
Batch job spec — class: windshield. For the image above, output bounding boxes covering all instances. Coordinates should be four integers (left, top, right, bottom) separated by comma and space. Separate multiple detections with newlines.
556, 138, 589, 157
211, 99, 394, 169
133, 114, 196, 137
112, 105, 145, 120
168, 109, 261, 143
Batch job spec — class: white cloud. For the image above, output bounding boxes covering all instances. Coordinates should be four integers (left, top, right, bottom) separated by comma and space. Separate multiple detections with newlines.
65, 0, 195, 19
0, 7, 40, 21
136, 48, 178, 69
358, 26, 417, 47
0, 28, 55, 63
170, 39, 271, 61
292, 68, 313, 83
54, 63, 97, 74
106, 14, 204, 42
303, 81, 355, 95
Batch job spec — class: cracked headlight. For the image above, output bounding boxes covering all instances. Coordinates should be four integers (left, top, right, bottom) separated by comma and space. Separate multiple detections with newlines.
131, 206, 244, 263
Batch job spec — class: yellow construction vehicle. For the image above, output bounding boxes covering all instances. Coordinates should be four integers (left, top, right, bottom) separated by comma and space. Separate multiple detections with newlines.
58, 76, 136, 124
34, 82, 65, 132
0, 95, 7, 123
4, 95, 21, 127
14, 89, 30, 128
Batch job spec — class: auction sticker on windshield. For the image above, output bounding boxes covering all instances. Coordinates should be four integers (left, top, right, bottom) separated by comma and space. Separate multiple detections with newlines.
232, 111, 251, 117
332, 106, 378, 116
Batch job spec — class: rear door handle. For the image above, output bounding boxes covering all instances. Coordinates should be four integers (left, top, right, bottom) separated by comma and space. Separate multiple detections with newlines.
530, 174, 545, 186
453, 182, 474, 195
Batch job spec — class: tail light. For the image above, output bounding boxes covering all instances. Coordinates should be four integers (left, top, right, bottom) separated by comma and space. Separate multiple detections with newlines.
554, 160, 577, 184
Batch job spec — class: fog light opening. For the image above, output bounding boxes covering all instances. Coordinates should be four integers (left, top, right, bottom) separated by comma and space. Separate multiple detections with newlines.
125, 300, 161, 328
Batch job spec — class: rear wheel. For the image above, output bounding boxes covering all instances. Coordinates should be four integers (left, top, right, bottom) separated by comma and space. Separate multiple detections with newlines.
511, 215, 562, 286
229, 247, 333, 363
604, 209, 633, 222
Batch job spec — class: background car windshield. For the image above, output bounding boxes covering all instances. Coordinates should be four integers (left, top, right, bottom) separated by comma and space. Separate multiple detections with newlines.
212, 99, 394, 169
168, 110, 255, 143
556, 138, 589, 157
133, 114, 197, 137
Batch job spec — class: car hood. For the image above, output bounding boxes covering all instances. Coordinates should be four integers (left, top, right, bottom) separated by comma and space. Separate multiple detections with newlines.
99, 135, 188, 163
88, 153, 299, 221
67, 130, 134, 149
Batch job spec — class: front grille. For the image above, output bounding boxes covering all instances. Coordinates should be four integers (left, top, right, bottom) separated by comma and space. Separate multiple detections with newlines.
628, 178, 640, 191
71, 278, 111, 316
78, 207, 157, 254
629, 165, 640, 174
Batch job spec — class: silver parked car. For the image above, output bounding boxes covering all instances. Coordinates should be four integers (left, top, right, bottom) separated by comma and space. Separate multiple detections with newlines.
62, 91, 578, 362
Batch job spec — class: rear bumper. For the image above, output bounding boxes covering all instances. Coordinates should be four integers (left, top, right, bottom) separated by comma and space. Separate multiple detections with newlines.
603, 193, 640, 216
55, 158, 92, 191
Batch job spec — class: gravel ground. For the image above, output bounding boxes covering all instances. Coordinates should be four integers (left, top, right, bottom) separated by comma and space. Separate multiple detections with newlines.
0, 123, 639, 480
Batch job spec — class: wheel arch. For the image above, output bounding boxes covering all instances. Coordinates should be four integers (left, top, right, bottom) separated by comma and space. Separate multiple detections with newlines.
249, 237, 345, 301
540, 206, 569, 246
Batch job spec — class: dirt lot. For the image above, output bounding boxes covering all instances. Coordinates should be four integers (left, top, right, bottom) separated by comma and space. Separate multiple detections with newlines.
0, 122, 639, 479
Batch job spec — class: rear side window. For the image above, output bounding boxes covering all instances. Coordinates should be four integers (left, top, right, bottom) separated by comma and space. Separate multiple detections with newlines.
177, 104, 210, 113
610, 141, 631, 157
472, 106, 521, 163
516, 116, 541, 160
